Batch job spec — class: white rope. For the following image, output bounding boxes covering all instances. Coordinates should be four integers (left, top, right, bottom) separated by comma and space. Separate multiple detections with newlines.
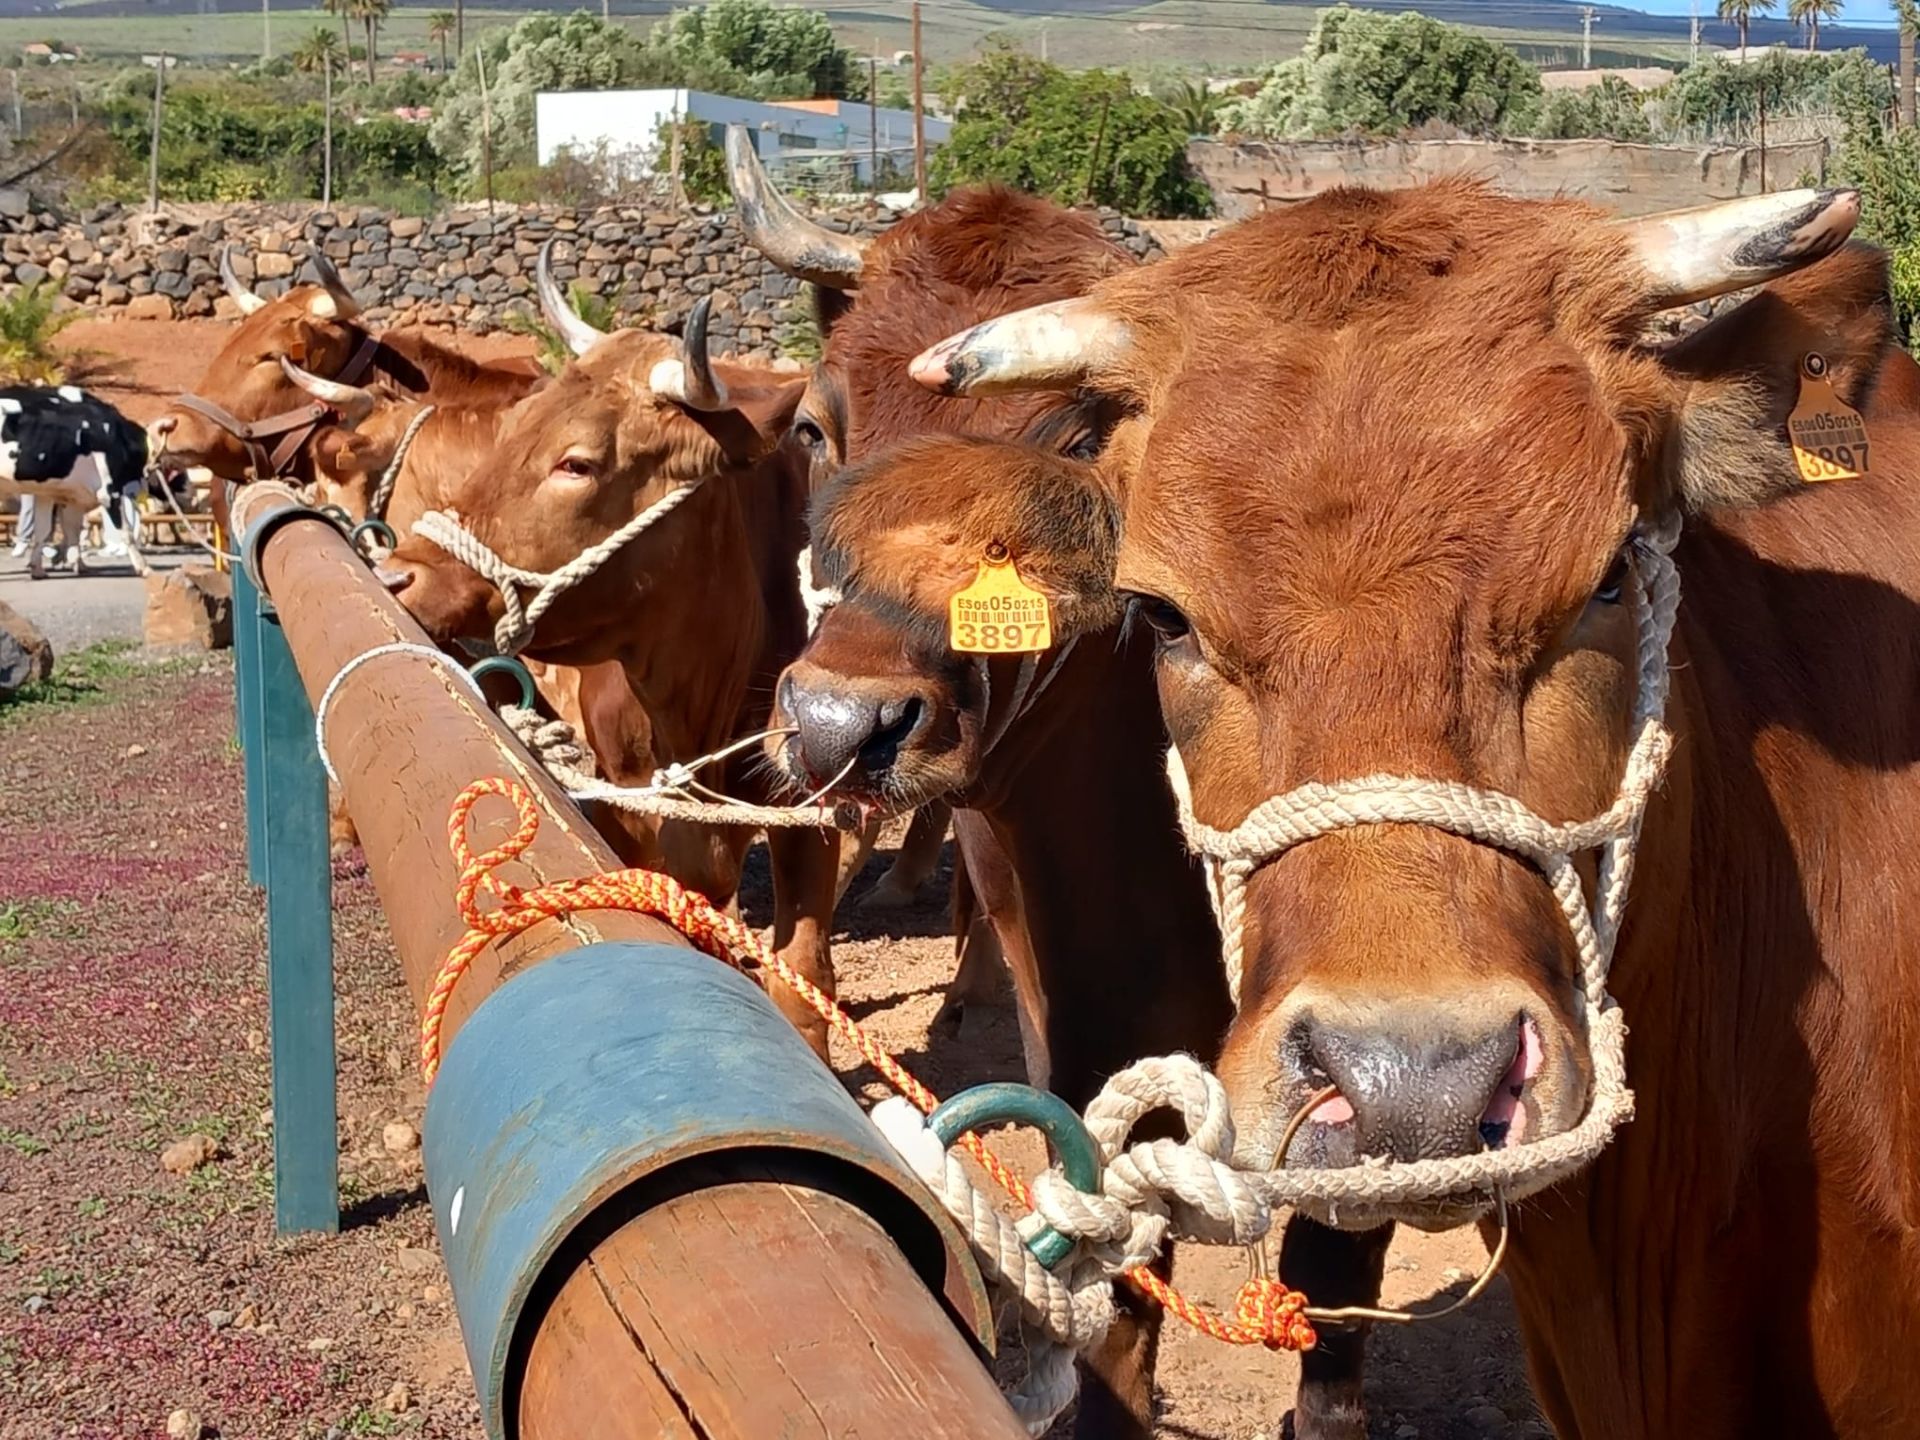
498, 704, 859, 832
368, 404, 434, 522
312, 642, 485, 786
411, 479, 706, 657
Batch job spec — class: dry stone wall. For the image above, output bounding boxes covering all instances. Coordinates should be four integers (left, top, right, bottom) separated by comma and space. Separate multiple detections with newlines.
0, 194, 1164, 358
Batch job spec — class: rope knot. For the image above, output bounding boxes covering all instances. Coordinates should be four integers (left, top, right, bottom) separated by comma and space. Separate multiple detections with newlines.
1231, 1277, 1317, 1352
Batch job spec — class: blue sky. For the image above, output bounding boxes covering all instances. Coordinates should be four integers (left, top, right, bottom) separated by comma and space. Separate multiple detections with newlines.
1624, 0, 1897, 24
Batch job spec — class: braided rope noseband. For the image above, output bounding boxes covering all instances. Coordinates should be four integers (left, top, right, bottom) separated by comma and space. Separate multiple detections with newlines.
1163, 518, 1681, 1215
410, 481, 706, 656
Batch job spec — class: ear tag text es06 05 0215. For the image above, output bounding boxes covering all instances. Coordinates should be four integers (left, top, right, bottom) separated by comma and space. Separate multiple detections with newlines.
949, 542, 1053, 654
1789, 351, 1871, 483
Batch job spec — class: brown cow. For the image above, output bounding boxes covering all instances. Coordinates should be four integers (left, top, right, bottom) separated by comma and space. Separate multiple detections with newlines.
374, 269, 846, 1051
727, 133, 1261, 1434
148, 249, 539, 493
897, 185, 1920, 1437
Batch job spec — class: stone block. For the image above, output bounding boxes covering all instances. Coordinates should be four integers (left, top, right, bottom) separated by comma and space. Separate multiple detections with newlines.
143, 567, 232, 651
389, 216, 424, 239
254, 250, 296, 279
125, 293, 173, 320
0, 599, 53, 697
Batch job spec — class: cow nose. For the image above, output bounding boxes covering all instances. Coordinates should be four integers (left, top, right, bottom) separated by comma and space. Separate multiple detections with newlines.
1296, 1013, 1530, 1162
781, 673, 926, 784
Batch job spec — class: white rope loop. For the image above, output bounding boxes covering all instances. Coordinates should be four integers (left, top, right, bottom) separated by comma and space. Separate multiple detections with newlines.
411, 479, 706, 657
369, 403, 435, 523
312, 642, 487, 787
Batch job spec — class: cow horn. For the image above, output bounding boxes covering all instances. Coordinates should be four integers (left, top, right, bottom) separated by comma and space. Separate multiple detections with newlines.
279, 355, 375, 425
908, 296, 1136, 398
726, 123, 868, 291
536, 239, 606, 357
1619, 187, 1861, 308
304, 249, 363, 320
219, 245, 267, 315
650, 296, 730, 412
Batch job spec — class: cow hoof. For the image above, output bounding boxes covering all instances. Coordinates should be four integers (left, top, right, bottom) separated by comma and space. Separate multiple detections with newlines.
859, 874, 922, 910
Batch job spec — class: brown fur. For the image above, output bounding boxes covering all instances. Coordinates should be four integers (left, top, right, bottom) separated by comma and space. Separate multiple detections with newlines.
895, 182, 1920, 1437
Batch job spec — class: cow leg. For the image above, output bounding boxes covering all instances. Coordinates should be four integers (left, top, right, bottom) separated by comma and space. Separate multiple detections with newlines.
1075, 1267, 1164, 1438
862, 798, 952, 909
833, 812, 881, 906
764, 825, 840, 1061
1280, 1220, 1393, 1440
328, 788, 359, 857
25, 493, 50, 579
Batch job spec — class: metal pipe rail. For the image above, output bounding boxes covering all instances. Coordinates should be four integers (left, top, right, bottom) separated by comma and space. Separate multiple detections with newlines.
229, 482, 1018, 1440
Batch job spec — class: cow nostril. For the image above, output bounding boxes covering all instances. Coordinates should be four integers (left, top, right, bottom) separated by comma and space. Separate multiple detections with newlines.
859, 695, 924, 773
153, 417, 175, 436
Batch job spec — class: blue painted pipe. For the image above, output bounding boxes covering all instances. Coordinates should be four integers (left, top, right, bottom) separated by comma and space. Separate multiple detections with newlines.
422, 941, 996, 1440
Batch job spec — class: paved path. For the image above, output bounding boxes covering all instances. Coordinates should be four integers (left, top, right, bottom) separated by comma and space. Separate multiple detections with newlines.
0, 548, 195, 655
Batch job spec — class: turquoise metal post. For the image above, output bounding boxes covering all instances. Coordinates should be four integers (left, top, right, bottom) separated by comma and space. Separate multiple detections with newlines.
254, 582, 340, 1236
233, 560, 266, 887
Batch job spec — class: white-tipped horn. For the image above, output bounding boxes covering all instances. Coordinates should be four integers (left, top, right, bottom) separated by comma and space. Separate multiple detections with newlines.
908, 296, 1136, 398
1619, 188, 1862, 308
304, 249, 363, 320
726, 124, 868, 290
649, 296, 731, 411
536, 239, 607, 357
279, 355, 375, 425
219, 245, 267, 315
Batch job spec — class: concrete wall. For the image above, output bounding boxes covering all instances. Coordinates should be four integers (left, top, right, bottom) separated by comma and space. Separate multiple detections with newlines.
1191, 135, 1834, 219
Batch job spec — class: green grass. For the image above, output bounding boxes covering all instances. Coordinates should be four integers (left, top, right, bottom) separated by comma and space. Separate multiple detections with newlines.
0, 1128, 50, 1157
0, 898, 84, 943
0, 638, 194, 723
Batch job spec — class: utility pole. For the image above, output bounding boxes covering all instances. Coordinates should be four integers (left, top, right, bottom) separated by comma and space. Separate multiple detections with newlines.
263, 0, 270, 62
322, 52, 333, 207
147, 53, 166, 214
868, 50, 879, 194
911, 0, 925, 202
476, 41, 496, 216
1690, 0, 1701, 65
9, 72, 21, 140
1040, 25, 1047, 62
1581, 6, 1596, 68
602, 0, 609, 22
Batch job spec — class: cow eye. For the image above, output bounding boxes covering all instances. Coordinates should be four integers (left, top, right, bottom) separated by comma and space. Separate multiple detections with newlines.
1127, 592, 1191, 643
552, 454, 597, 480
792, 416, 827, 455
1592, 552, 1630, 606
1062, 428, 1101, 461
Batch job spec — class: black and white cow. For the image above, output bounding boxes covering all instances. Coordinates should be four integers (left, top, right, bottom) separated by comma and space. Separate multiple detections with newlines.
0, 385, 151, 579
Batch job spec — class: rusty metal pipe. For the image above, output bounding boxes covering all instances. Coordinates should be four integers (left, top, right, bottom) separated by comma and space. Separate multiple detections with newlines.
230, 483, 1015, 1440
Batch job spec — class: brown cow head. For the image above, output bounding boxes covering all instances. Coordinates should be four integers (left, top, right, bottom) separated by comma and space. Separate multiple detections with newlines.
379, 249, 806, 662
904, 186, 1882, 1225
149, 249, 371, 478
777, 435, 1124, 805
728, 127, 1138, 794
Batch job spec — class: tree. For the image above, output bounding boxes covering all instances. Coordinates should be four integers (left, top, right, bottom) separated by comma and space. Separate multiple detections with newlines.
1717, 0, 1778, 55
427, 10, 456, 73
1788, 0, 1842, 51
1160, 77, 1224, 137
349, 0, 390, 85
293, 29, 343, 204
649, 0, 855, 97
1218, 6, 1542, 140
1898, 0, 1917, 125
930, 45, 1209, 217
322, 0, 354, 70
430, 11, 651, 182
1530, 73, 1654, 139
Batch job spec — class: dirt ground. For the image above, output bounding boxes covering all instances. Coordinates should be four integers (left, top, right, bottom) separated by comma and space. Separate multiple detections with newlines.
0, 315, 1542, 1440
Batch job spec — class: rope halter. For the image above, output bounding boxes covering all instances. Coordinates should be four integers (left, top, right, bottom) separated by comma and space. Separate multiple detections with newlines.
410, 480, 706, 657
1163, 517, 1682, 1216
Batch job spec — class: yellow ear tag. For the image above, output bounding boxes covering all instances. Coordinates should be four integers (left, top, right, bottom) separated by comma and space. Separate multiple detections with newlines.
949, 543, 1052, 654
1789, 351, 1871, 483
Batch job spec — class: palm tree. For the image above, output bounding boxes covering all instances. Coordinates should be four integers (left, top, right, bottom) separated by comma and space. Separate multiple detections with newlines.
1168, 79, 1223, 137
323, 0, 352, 64
1718, 0, 1777, 55
426, 9, 455, 72
348, 0, 390, 85
292, 28, 342, 204
1788, 0, 1842, 50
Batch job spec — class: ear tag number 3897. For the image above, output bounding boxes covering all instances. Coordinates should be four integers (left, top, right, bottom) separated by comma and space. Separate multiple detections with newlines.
1789, 351, 1871, 484
949, 543, 1052, 654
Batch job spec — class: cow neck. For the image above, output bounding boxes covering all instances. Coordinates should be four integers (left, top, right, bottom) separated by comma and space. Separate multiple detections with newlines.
175, 334, 381, 481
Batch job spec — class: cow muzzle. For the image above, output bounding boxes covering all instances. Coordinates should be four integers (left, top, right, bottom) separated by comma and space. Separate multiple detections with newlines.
776, 662, 938, 795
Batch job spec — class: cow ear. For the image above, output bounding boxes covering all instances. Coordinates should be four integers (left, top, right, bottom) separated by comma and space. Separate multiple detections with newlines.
677, 373, 808, 467
1659, 244, 1895, 512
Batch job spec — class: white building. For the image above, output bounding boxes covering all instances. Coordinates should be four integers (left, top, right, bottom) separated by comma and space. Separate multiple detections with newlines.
535, 89, 949, 188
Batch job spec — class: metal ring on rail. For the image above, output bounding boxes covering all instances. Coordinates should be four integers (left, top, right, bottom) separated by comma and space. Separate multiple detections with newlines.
468, 655, 538, 712
240, 501, 332, 596
931, 1082, 1102, 1269
349, 517, 397, 560
317, 503, 354, 530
